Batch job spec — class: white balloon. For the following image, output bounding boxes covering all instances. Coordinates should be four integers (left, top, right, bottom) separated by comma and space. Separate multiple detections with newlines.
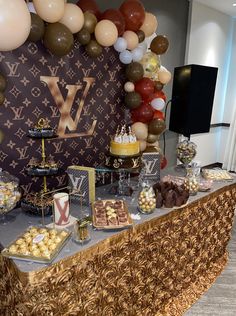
124, 82, 135, 92
114, 37, 127, 53
59, 3, 84, 34
119, 50, 133, 64
131, 47, 143, 62
150, 98, 165, 111
33, 0, 65, 23
137, 41, 148, 54
0, 0, 31, 51
27, 2, 37, 14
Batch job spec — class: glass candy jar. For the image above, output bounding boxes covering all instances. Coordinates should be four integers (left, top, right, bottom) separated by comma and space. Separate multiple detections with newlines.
177, 140, 197, 167
183, 167, 199, 195
0, 169, 21, 224
138, 185, 156, 214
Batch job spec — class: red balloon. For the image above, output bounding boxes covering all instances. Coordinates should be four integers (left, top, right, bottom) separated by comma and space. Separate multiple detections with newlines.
153, 110, 165, 120
131, 100, 154, 123
101, 9, 125, 36
119, 0, 145, 31
77, 0, 101, 19
161, 156, 167, 169
149, 90, 167, 102
135, 77, 155, 99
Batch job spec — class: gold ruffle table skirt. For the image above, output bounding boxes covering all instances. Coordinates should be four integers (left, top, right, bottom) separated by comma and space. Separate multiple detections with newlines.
0, 184, 236, 316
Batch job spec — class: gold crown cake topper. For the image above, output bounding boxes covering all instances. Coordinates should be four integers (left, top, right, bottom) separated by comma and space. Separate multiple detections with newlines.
114, 125, 136, 144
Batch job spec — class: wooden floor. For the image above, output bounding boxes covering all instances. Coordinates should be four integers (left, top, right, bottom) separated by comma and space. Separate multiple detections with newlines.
185, 216, 236, 315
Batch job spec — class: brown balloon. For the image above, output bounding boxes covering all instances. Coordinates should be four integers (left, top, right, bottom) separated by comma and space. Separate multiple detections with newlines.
136, 30, 145, 43
124, 92, 141, 109
148, 118, 166, 135
125, 62, 144, 82
83, 12, 97, 34
44, 23, 74, 57
0, 74, 7, 92
85, 39, 102, 57
76, 0, 101, 19
76, 28, 91, 45
101, 9, 125, 36
150, 35, 169, 55
147, 133, 159, 143
0, 92, 5, 105
154, 81, 164, 91
28, 13, 45, 42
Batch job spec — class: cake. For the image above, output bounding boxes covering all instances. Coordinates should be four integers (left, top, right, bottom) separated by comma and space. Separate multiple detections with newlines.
110, 125, 140, 156
105, 125, 141, 169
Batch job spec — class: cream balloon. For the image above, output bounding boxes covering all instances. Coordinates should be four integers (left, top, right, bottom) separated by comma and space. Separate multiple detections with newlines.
131, 122, 148, 141
0, 0, 31, 51
122, 31, 139, 51
140, 12, 158, 37
124, 82, 135, 92
95, 20, 118, 47
158, 69, 172, 84
139, 140, 147, 152
33, 0, 65, 23
59, 3, 84, 34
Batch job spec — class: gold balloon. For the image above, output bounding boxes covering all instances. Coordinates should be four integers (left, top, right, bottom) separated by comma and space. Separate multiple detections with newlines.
0, 129, 4, 144
0, 92, 5, 105
147, 133, 159, 143
83, 12, 97, 34
140, 52, 160, 78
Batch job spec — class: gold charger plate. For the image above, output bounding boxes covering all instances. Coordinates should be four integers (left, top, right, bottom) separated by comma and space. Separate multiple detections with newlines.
92, 199, 133, 230
1, 226, 71, 264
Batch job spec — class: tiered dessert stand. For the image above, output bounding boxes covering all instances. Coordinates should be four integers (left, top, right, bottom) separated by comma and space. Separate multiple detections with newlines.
21, 118, 59, 216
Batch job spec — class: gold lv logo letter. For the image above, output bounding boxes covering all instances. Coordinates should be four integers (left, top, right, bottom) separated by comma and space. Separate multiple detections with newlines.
40, 76, 97, 138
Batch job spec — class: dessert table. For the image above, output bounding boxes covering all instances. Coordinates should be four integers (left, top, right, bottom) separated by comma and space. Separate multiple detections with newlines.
0, 175, 236, 316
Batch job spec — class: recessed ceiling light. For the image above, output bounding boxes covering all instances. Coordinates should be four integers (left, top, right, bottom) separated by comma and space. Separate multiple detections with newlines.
233, 3, 236, 6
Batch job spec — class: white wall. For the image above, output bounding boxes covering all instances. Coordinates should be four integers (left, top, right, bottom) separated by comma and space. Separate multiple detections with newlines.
186, 0, 235, 166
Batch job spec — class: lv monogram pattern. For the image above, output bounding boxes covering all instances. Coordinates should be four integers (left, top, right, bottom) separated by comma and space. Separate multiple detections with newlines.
0, 41, 126, 195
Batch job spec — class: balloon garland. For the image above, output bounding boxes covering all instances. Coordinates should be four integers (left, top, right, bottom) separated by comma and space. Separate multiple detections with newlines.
0, 0, 171, 167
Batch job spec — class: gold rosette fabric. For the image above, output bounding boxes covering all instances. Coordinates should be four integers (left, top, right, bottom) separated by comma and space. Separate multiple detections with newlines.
0, 184, 235, 315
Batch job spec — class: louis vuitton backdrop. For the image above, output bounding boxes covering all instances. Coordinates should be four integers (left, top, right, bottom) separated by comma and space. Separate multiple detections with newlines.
0, 40, 126, 195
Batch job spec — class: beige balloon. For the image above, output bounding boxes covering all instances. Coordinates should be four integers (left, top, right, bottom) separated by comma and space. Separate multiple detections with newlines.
139, 140, 147, 152
59, 3, 84, 34
131, 122, 148, 141
95, 20, 118, 47
158, 69, 172, 84
33, 0, 65, 23
140, 12, 158, 37
123, 31, 139, 51
124, 82, 135, 92
0, 0, 31, 51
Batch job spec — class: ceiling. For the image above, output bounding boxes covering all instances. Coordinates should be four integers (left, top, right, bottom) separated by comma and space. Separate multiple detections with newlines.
193, 0, 236, 17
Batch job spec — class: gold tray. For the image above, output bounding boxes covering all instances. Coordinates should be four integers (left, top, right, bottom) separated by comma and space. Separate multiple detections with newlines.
92, 199, 133, 230
1, 226, 71, 264
201, 169, 233, 181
